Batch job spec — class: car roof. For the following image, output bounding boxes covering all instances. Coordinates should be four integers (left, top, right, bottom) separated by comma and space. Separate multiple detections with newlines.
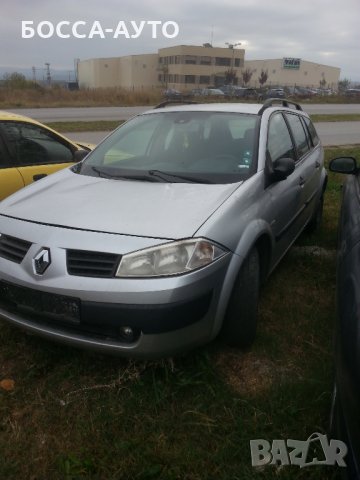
143, 103, 264, 115
143, 102, 307, 116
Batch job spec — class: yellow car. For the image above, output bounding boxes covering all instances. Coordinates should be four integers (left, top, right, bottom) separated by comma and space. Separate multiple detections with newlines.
0, 111, 94, 200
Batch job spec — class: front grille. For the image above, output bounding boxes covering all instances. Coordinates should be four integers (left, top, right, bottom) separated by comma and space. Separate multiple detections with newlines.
67, 249, 121, 278
0, 234, 32, 263
0, 280, 80, 324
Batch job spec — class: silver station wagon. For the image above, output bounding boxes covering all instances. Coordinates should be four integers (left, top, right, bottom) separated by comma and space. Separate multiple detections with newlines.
0, 100, 327, 357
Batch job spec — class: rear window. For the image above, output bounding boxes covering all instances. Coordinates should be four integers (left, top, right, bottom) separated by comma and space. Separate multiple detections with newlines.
303, 117, 320, 146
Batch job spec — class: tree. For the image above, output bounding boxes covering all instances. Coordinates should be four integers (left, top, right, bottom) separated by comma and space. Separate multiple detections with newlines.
159, 64, 169, 88
225, 68, 237, 85
2, 72, 32, 89
338, 78, 351, 92
242, 68, 253, 86
319, 77, 327, 89
258, 69, 268, 87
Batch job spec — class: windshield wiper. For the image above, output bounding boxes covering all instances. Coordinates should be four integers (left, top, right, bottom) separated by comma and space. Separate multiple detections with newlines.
148, 169, 211, 184
90, 166, 161, 182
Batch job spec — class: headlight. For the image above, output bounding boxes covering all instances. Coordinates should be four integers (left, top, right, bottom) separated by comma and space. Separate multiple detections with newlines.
116, 239, 227, 278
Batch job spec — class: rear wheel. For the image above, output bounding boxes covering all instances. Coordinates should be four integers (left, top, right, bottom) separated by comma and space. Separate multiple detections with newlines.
221, 247, 260, 348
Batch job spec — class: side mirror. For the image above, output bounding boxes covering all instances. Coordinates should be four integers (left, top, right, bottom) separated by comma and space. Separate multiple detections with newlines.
74, 149, 89, 162
272, 157, 295, 181
329, 157, 357, 174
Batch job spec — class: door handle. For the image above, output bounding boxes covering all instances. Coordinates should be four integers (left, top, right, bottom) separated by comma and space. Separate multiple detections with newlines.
315, 161, 320, 169
299, 176, 305, 187
33, 174, 47, 181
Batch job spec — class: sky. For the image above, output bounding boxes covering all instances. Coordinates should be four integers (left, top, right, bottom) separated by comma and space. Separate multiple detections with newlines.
1, 0, 359, 81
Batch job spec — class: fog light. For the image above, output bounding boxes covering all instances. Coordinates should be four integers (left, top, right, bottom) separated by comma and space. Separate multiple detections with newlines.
119, 326, 136, 342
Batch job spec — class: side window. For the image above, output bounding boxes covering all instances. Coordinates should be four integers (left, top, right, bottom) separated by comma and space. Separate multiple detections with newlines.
303, 117, 320, 146
285, 114, 310, 158
0, 122, 74, 166
267, 113, 296, 163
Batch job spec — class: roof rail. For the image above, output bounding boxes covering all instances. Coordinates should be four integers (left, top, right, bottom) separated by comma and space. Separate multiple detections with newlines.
258, 98, 303, 115
154, 100, 198, 109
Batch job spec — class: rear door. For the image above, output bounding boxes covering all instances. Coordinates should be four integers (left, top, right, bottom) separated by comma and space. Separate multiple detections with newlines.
284, 113, 322, 229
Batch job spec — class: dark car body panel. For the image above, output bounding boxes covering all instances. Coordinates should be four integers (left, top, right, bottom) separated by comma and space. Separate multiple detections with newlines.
334, 172, 360, 478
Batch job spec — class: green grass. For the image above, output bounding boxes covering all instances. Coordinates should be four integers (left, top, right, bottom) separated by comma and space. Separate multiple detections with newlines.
1, 146, 358, 479
46, 120, 125, 133
311, 114, 360, 122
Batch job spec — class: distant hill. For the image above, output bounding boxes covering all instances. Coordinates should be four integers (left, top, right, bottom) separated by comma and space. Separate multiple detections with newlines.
0, 66, 77, 83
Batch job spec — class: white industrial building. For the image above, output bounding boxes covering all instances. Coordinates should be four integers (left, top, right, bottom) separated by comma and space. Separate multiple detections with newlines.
78, 44, 341, 91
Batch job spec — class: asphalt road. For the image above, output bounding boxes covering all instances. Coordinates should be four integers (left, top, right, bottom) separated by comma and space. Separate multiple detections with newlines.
7, 106, 150, 122
66, 121, 360, 148
314, 121, 360, 146
7, 103, 360, 122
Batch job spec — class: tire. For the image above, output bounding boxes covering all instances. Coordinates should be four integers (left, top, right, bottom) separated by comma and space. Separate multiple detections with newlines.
306, 195, 324, 233
221, 247, 260, 348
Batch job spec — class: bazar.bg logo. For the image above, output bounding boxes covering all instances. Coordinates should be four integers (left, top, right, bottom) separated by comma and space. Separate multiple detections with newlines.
21, 20, 179, 39
250, 433, 347, 468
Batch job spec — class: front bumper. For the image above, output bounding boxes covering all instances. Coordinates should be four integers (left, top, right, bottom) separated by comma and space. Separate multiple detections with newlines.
0, 216, 234, 357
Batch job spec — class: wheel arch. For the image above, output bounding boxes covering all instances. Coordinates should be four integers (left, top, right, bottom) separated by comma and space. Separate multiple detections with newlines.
212, 220, 274, 337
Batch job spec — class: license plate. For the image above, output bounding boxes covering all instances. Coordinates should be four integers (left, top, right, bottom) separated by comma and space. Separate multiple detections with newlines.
0, 281, 80, 324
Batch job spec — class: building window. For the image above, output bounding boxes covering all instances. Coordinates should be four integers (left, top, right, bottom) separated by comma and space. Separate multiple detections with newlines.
234, 58, 240, 67
185, 55, 197, 64
175, 56, 181, 64
185, 75, 196, 84
215, 57, 231, 66
200, 56, 211, 65
199, 75, 210, 84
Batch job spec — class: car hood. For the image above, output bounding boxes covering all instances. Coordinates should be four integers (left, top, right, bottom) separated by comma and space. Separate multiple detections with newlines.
0, 168, 240, 239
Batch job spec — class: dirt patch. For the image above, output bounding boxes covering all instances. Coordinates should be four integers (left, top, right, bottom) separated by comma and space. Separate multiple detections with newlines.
215, 349, 276, 396
215, 348, 302, 396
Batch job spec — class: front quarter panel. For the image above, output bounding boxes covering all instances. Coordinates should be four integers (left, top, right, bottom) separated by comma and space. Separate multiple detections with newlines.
17, 162, 74, 187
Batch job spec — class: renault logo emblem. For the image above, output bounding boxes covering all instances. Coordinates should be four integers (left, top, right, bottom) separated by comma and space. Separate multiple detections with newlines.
33, 248, 51, 275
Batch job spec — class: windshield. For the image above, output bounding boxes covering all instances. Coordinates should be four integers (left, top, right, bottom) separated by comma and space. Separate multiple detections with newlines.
77, 111, 259, 184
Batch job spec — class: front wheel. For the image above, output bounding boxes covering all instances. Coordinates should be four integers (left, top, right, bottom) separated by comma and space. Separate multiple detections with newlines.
221, 247, 260, 348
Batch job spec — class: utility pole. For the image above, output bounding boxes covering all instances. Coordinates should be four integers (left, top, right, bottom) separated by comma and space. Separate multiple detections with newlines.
44, 62, 51, 86
74, 58, 80, 82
